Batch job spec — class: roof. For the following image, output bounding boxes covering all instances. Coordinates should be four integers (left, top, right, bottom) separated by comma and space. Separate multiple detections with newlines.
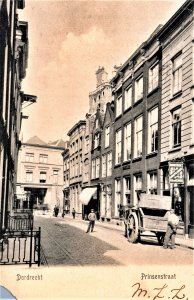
25, 136, 47, 145
48, 139, 67, 148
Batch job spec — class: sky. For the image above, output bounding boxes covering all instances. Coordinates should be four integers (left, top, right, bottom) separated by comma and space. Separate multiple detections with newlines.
19, 0, 186, 143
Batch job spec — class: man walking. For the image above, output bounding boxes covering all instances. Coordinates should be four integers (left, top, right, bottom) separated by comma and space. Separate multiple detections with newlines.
163, 209, 179, 249
86, 209, 96, 233
72, 208, 76, 219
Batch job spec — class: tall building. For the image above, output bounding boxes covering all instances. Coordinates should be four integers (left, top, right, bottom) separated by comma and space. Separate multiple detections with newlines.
67, 121, 86, 215
0, 0, 36, 236
16, 136, 66, 212
111, 25, 162, 219
158, 0, 194, 237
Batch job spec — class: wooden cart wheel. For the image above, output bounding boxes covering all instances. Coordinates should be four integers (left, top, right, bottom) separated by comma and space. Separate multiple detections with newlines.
156, 233, 165, 245
126, 212, 138, 243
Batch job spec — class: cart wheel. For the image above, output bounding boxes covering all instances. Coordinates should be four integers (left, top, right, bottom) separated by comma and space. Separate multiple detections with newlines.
156, 233, 165, 245
126, 213, 138, 243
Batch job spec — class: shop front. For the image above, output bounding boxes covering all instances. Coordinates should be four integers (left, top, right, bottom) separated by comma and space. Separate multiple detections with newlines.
79, 186, 100, 220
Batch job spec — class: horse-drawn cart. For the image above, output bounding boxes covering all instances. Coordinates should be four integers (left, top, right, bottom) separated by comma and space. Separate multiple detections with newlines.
123, 194, 172, 245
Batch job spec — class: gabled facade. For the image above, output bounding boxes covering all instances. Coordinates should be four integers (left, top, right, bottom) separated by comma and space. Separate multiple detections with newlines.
100, 102, 114, 221
111, 26, 162, 219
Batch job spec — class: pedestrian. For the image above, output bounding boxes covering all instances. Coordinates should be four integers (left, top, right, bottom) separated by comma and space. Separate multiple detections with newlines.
72, 208, 76, 219
163, 209, 179, 249
86, 209, 96, 233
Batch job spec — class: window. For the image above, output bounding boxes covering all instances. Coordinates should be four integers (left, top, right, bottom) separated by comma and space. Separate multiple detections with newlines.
172, 107, 181, 148
172, 53, 182, 95
102, 155, 107, 178
39, 154, 48, 163
134, 115, 143, 157
107, 152, 112, 176
124, 122, 131, 161
148, 63, 159, 92
94, 133, 100, 148
148, 172, 157, 194
96, 157, 100, 178
84, 160, 89, 182
124, 86, 132, 110
115, 129, 122, 164
75, 162, 79, 176
115, 179, 121, 217
134, 174, 142, 205
148, 107, 158, 153
53, 170, 58, 183
105, 126, 110, 148
25, 153, 34, 162
92, 159, 95, 179
123, 177, 131, 205
116, 96, 122, 117
26, 171, 33, 182
40, 171, 46, 183
135, 76, 143, 102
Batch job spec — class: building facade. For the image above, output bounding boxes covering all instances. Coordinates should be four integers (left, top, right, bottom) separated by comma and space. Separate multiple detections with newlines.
62, 146, 70, 213
0, 0, 36, 236
16, 136, 65, 213
111, 26, 162, 219
67, 121, 86, 215
158, 0, 194, 237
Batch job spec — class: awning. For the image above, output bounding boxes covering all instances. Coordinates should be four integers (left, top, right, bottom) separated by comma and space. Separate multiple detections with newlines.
79, 187, 97, 205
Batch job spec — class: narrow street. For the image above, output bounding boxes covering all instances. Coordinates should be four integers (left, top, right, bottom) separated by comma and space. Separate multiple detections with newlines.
34, 215, 193, 267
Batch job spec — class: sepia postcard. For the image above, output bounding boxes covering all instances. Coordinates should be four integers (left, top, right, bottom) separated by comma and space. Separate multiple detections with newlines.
0, 0, 194, 299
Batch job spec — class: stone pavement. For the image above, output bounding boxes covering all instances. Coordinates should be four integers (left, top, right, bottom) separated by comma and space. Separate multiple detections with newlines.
41, 211, 194, 250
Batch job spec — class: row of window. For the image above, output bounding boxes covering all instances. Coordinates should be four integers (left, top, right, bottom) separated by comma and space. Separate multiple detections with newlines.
25, 153, 48, 163
25, 170, 59, 183
114, 172, 157, 216
115, 106, 158, 164
116, 53, 182, 117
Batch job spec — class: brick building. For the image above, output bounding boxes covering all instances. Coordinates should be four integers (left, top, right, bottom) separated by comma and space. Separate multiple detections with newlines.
111, 26, 162, 219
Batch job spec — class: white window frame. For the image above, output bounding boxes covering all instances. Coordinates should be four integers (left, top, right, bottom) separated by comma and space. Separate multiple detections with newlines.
25, 153, 34, 162
107, 152, 112, 176
40, 171, 47, 183
134, 174, 142, 205
94, 133, 100, 149
172, 52, 182, 95
116, 96, 122, 117
102, 155, 107, 178
105, 126, 110, 148
96, 157, 100, 178
123, 177, 131, 206
171, 107, 181, 148
134, 115, 143, 158
124, 122, 131, 161
39, 154, 48, 164
148, 62, 159, 93
135, 75, 143, 102
147, 172, 157, 194
91, 159, 96, 179
115, 129, 122, 164
115, 179, 121, 217
148, 106, 158, 153
124, 86, 132, 110
26, 171, 33, 183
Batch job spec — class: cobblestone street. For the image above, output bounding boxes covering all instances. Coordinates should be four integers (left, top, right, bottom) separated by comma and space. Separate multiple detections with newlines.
34, 215, 193, 267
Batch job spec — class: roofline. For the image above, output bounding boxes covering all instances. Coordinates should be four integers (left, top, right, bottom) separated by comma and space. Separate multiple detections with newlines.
67, 120, 86, 136
22, 143, 66, 151
158, 0, 193, 39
